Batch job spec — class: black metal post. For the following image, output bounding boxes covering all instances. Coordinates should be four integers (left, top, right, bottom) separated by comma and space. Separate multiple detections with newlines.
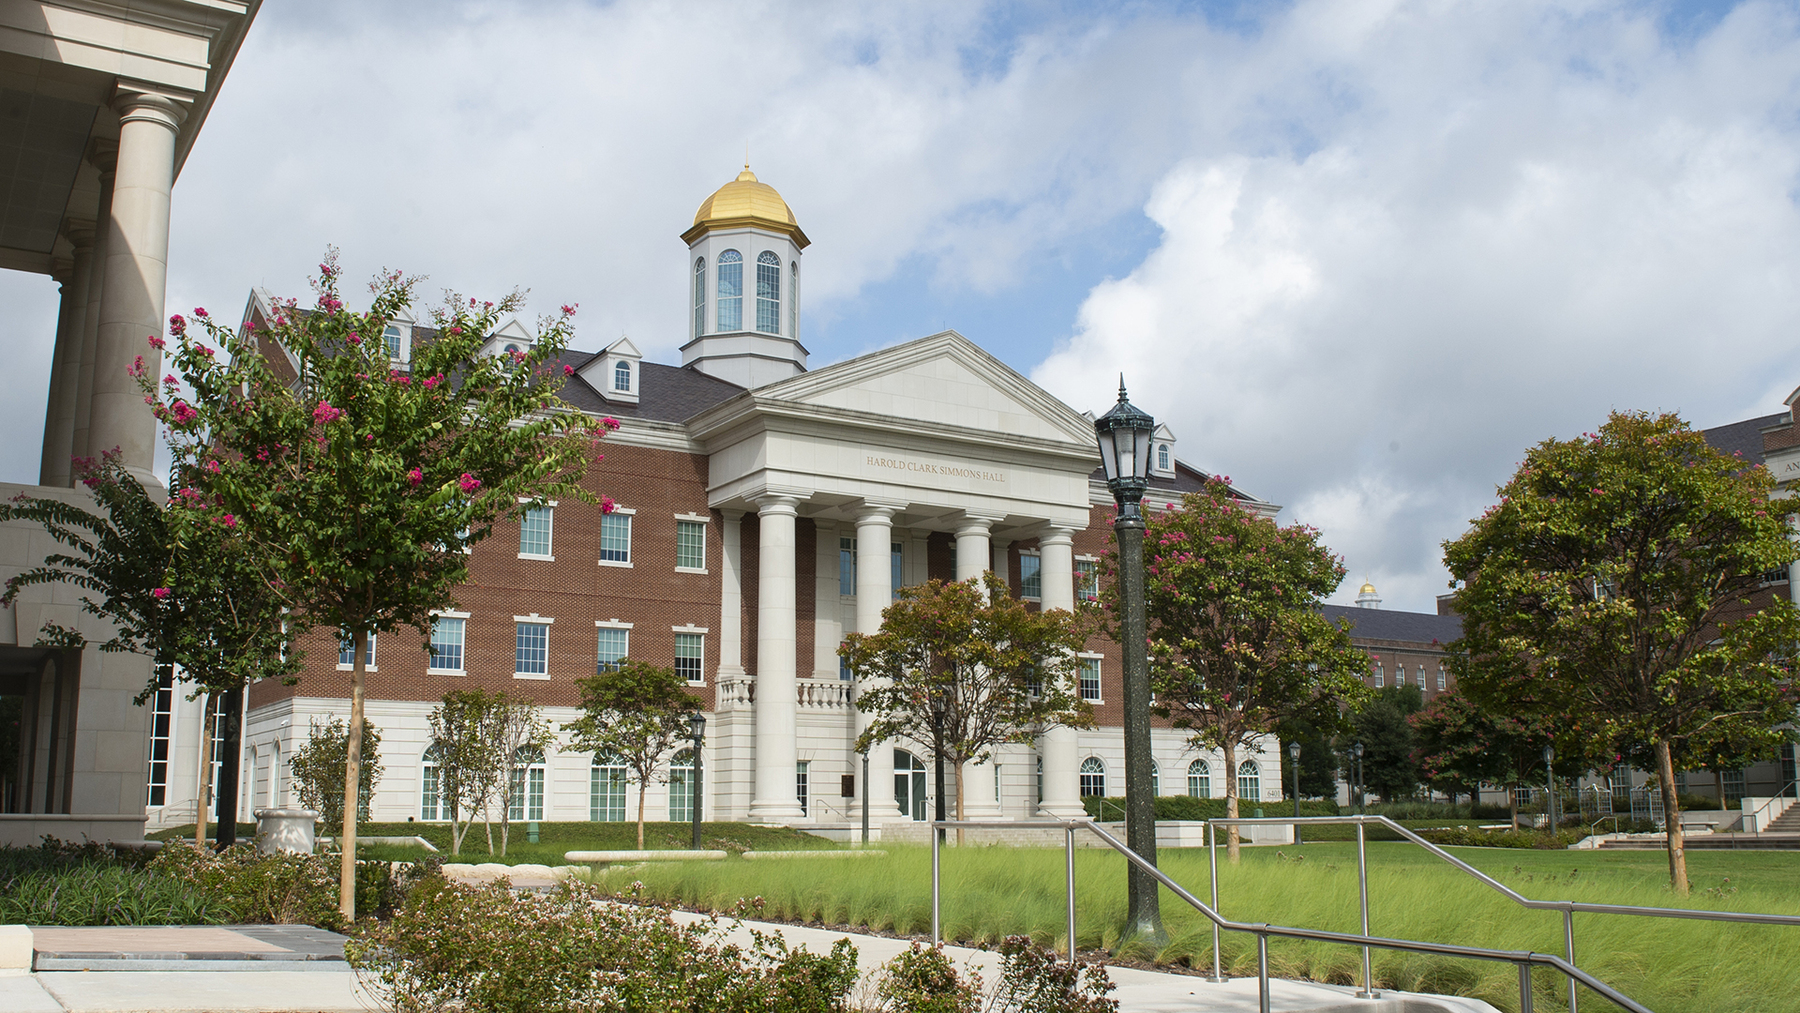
1117, 509, 1165, 946
214, 684, 243, 850
1544, 745, 1557, 834
1290, 740, 1303, 847
690, 715, 705, 850
933, 711, 947, 845
861, 749, 871, 845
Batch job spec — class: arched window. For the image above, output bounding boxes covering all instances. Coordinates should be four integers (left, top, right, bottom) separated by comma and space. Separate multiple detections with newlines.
613, 360, 631, 392
1150, 759, 1160, 796
1187, 759, 1210, 799
894, 749, 928, 821
756, 251, 782, 334
591, 752, 627, 822
692, 257, 706, 337
1080, 757, 1105, 797
1436, 663, 1446, 691
1158, 444, 1170, 471
510, 746, 546, 822
1238, 760, 1261, 803
1373, 662, 1384, 688
1036, 755, 1043, 805
716, 250, 743, 331
421, 742, 447, 821
789, 261, 799, 339
383, 324, 403, 359
669, 748, 695, 822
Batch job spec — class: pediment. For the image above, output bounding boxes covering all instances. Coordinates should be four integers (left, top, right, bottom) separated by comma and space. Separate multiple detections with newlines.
752, 331, 1095, 447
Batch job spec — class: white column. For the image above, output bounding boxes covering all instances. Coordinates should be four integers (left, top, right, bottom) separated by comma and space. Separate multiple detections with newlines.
1789, 515, 1799, 608
956, 518, 1006, 819
954, 517, 992, 583
854, 505, 901, 820
91, 91, 186, 487
1037, 525, 1084, 817
71, 149, 114, 466
717, 510, 744, 678
41, 223, 96, 486
749, 494, 804, 820
813, 520, 841, 680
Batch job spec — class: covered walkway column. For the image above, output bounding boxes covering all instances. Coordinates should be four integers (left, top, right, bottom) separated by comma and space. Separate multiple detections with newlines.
955, 516, 1006, 819
1036, 525, 1084, 817
40, 222, 97, 487
854, 504, 901, 820
748, 494, 805, 820
91, 90, 186, 488
71, 148, 115, 467
717, 510, 745, 679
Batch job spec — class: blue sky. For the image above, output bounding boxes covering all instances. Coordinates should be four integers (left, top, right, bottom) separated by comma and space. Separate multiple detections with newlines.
4, 0, 1798, 611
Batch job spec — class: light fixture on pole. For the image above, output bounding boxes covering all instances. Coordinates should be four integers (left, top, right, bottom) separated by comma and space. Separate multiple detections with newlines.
1095, 376, 1164, 947
688, 712, 706, 850
1289, 739, 1303, 846
1352, 741, 1365, 813
1542, 744, 1556, 833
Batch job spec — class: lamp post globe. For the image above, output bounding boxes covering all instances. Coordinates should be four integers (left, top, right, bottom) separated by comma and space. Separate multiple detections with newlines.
1096, 377, 1164, 947
1288, 739, 1303, 845
688, 713, 706, 850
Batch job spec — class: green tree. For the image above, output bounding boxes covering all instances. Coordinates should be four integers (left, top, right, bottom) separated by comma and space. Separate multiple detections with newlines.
1130, 478, 1369, 860
1277, 717, 1339, 800
1444, 410, 1800, 893
1349, 684, 1422, 802
490, 695, 552, 857
563, 659, 700, 850
427, 689, 508, 856
145, 252, 605, 917
1409, 693, 1500, 807
842, 573, 1093, 832
289, 716, 382, 828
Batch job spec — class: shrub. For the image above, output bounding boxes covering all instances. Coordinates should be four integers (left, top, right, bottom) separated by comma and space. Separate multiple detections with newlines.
1415, 826, 1588, 849
350, 877, 860, 1013
873, 944, 981, 1013
1082, 796, 1339, 821
869, 937, 1116, 1013
290, 716, 382, 826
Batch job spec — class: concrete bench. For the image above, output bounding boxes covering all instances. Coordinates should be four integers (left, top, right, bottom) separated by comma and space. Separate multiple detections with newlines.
564, 850, 727, 866
741, 850, 885, 860
1680, 820, 1719, 835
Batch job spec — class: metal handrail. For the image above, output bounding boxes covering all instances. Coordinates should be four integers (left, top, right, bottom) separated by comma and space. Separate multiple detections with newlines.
1741, 778, 1800, 834
929, 817, 1650, 1013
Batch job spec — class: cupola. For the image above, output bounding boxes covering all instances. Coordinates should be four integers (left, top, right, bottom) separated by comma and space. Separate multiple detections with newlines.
679, 166, 809, 389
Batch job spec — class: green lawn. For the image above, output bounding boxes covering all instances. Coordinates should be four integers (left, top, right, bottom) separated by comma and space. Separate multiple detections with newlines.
147, 820, 835, 865
587, 841, 1800, 1013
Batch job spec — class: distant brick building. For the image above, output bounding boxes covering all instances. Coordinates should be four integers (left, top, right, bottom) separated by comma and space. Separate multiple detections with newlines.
1322, 589, 1461, 704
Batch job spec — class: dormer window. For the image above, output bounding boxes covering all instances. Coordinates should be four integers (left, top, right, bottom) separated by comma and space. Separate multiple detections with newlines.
614, 361, 631, 392
1158, 444, 1170, 471
1149, 425, 1178, 478
383, 324, 403, 360
578, 335, 642, 404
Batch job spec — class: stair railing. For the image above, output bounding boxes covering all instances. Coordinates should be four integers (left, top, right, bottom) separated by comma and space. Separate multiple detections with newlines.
1741, 779, 1800, 835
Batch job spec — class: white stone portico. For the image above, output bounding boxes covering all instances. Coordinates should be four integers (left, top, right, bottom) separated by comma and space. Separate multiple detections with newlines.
689, 331, 1102, 828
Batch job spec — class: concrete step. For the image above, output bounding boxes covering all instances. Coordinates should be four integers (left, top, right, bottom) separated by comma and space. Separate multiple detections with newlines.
28, 925, 348, 971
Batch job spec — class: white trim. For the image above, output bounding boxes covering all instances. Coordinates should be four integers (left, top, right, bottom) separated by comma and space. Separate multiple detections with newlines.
519, 554, 556, 561
430, 609, 471, 619
514, 615, 555, 623
512, 672, 551, 681
671, 624, 711, 634
675, 514, 709, 574
1076, 653, 1104, 704
517, 498, 561, 506
674, 511, 708, 522
608, 506, 638, 515
598, 559, 633, 568
427, 668, 466, 677
594, 619, 635, 629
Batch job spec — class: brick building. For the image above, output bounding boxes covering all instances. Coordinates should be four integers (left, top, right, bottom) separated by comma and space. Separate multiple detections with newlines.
1321, 588, 1461, 704
149, 169, 1291, 836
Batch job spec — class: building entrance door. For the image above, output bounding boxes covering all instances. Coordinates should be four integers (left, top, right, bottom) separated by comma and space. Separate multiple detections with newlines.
894, 749, 928, 821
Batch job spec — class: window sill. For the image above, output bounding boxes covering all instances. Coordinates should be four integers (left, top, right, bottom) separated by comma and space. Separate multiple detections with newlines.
686, 679, 706, 687
336, 665, 378, 673
513, 672, 551, 681
675, 566, 709, 575
427, 668, 465, 677
597, 559, 632, 568
518, 553, 555, 562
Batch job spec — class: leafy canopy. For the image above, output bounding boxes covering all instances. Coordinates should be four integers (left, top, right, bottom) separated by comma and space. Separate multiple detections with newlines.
562, 659, 701, 848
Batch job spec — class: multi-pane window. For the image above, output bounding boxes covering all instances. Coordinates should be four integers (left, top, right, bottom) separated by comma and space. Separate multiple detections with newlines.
1020, 552, 1042, 599
146, 672, 173, 806
383, 323, 403, 359
1418, 665, 1426, 689
421, 743, 446, 821
675, 632, 704, 683
1188, 759, 1210, 799
839, 536, 856, 595
592, 755, 627, 821
613, 361, 631, 392
519, 505, 553, 557
1075, 559, 1099, 601
600, 512, 631, 564
596, 627, 628, 672
1079, 658, 1102, 701
429, 617, 465, 672
756, 251, 782, 334
692, 257, 706, 336
892, 543, 903, 600
789, 261, 798, 339
509, 747, 546, 822
516, 622, 549, 677
1436, 664, 1446, 690
1158, 444, 1170, 471
1238, 760, 1261, 802
716, 250, 743, 331
339, 633, 376, 668
676, 519, 706, 570
669, 749, 695, 822
796, 760, 810, 815
1373, 663, 1384, 688
1080, 757, 1105, 797
839, 647, 852, 682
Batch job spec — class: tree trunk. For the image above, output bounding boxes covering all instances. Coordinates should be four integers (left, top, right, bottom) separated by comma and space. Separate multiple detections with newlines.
955, 761, 966, 848
1223, 739, 1241, 863
1656, 738, 1688, 895
637, 777, 647, 850
1509, 784, 1519, 829
194, 693, 214, 849
1715, 769, 1725, 805
339, 634, 367, 922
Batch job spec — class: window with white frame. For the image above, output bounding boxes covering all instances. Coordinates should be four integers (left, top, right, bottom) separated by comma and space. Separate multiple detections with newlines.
839, 647, 852, 682
146, 671, 173, 806
515, 619, 550, 678
1020, 551, 1042, 599
613, 360, 631, 392
674, 630, 705, 684
1188, 759, 1210, 799
1418, 664, 1427, 689
600, 510, 632, 565
591, 753, 627, 821
1151, 760, 1160, 796
338, 632, 376, 670
519, 504, 554, 558
839, 536, 856, 595
891, 542, 903, 600
1079, 657, 1102, 701
421, 742, 447, 821
756, 251, 782, 334
676, 518, 706, 571
1080, 757, 1105, 797
692, 257, 706, 337
669, 748, 695, 822
383, 323, 404, 360
1158, 444, 1170, 471
1373, 662, 1384, 688
789, 261, 799, 339
1075, 558, 1099, 602
596, 623, 629, 672
1437, 663, 1446, 691
429, 615, 466, 673
796, 760, 810, 815
716, 250, 743, 331
509, 746, 546, 822
1238, 760, 1261, 802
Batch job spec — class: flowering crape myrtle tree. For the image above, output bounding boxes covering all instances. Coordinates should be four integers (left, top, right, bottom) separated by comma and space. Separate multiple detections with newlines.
842, 573, 1092, 835
1124, 479, 1368, 861
144, 253, 608, 918
1445, 411, 1800, 893
563, 659, 700, 849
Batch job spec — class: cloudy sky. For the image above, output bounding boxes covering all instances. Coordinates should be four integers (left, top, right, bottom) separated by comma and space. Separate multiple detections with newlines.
4, 0, 1797, 612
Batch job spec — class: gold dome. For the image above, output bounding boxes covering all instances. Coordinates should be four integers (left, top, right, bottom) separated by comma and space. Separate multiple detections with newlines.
1359, 582, 1377, 595
682, 167, 810, 249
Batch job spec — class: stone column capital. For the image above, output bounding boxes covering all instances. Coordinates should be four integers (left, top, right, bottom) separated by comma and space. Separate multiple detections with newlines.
85, 140, 117, 176
111, 87, 191, 132
853, 501, 902, 523
751, 493, 801, 517
954, 514, 1000, 539
1037, 524, 1077, 547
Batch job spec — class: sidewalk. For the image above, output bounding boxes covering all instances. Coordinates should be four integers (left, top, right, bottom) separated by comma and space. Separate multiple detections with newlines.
0, 920, 1500, 1013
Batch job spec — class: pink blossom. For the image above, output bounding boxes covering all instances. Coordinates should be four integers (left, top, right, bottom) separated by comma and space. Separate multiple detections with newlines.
458, 473, 482, 494
220, 514, 236, 529
448, 326, 462, 336
170, 401, 198, 425
148, 335, 166, 350
423, 374, 443, 389
563, 364, 574, 376
600, 495, 617, 514
601, 417, 620, 432
169, 315, 186, 336
205, 460, 222, 473
193, 307, 208, 319
313, 401, 343, 425
508, 349, 527, 364
151, 587, 171, 600
560, 303, 578, 316
128, 355, 146, 378
347, 331, 362, 345
195, 345, 215, 358
163, 374, 179, 387
408, 467, 423, 486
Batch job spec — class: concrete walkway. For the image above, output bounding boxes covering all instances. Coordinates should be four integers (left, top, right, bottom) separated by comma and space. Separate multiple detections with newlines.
0, 919, 1500, 1013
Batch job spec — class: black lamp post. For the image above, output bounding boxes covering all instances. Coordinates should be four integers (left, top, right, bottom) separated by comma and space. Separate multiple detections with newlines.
1095, 377, 1164, 947
1289, 739, 1303, 846
1543, 744, 1556, 833
688, 712, 706, 850
1352, 741, 1365, 813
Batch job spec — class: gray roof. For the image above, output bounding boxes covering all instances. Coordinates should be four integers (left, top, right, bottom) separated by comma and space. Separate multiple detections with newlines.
553, 352, 746, 424
1321, 604, 1462, 647
1702, 412, 1785, 469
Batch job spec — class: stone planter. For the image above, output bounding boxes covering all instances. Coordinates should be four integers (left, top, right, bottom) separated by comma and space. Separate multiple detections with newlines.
254, 808, 320, 855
